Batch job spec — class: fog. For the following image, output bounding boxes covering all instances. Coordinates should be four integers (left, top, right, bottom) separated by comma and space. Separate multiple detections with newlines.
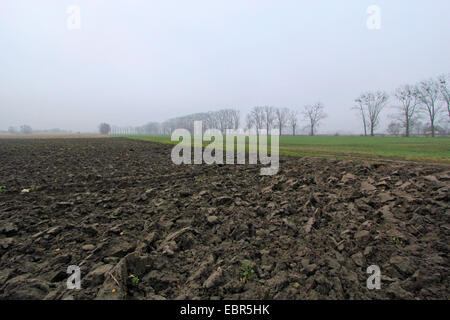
0, 0, 449, 133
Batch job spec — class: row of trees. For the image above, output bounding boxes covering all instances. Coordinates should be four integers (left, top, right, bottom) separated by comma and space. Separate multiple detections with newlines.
354, 74, 449, 137
8, 125, 33, 134
107, 104, 328, 136
103, 73, 448, 137
108, 109, 241, 136
7, 126, 74, 134
161, 109, 240, 134
245, 104, 326, 136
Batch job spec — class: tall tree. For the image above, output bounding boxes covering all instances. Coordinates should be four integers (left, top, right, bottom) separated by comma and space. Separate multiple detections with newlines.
288, 109, 298, 135
355, 91, 388, 136
274, 107, 289, 135
353, 98, 368, 136
230, 109, 240, 129
416, 79, 443, 137
394, 84, 419, 137
303, 103, 326, 136
249, 106, 264, 135
437, 74, 449, 119
245, 113, 254, 131
262, 106, 275, 134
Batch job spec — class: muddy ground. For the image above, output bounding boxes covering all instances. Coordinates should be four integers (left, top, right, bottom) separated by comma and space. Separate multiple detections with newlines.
0, 138, 448, 300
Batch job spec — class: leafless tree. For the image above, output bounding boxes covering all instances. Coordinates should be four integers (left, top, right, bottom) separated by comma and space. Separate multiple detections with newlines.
245, 113, 254, 131
303, 102, 326, 136
213, 109, 239, 133
437, 73, 449, 119
352, 98, 368, 136
230, 109, 240, 129
416, 79, 443, 137
355, 91, 388, 136
274, 107, 290, 135
249, 106, 265, 135
288, 109, 298, 135
160, 109, 239, 135
262, 106, 275, 134
216, 110, 228, 134
394, 84, 419, 137
204, 112, 218, 130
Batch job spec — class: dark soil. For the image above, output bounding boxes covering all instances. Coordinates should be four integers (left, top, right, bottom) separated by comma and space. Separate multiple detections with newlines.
0, 138, 448, 300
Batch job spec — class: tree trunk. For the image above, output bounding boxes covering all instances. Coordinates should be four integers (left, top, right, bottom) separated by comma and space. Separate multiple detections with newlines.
362, 116, 367, 136
405, 116, 409, 137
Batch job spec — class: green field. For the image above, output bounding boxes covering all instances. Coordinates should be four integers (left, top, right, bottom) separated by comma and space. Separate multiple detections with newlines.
122, 135, 450, 163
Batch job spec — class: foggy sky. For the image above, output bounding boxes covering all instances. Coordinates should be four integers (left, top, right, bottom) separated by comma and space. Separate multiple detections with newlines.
1, 0, 449, 133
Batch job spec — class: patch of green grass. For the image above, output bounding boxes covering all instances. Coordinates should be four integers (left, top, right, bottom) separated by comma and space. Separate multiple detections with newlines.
129, 275, 140, 286
240, 260, 255, 284
392, 237, 404, 246
120, 135, 450, 163
278, 136, 450, 163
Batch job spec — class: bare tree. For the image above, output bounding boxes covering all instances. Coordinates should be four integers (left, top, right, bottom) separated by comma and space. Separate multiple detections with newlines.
303, 102, 326, 136
355, 91, 388, 136
99, 123, 111, 135
230, 109, 240, 129
394, 84, 419, 137
245, 113, 254, 131
288, 109, 298, 135
213, 109, 239, 133
274, 107, 289, 135
160, 109, 239, 135
249, 106, 265, 135
352, 98, 368, 136
437, 73, 449, 119
262, 106, 275, 134
416, 79, 443, 137
216, 110, 227, 134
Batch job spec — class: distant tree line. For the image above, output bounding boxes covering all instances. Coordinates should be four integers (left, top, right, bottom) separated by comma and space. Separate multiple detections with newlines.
6, 126, 76, 135
7, 125, 33, 134
162, 109, 240, 135
107, 105, 328, 137
354, 73, 449, 137
101, 73, 449, 138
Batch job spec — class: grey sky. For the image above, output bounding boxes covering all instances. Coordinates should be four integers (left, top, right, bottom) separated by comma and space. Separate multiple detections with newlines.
1, 0, 449, 133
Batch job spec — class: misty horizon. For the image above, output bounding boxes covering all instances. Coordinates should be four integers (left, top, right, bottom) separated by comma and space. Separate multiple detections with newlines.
1, 1, 449, 133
